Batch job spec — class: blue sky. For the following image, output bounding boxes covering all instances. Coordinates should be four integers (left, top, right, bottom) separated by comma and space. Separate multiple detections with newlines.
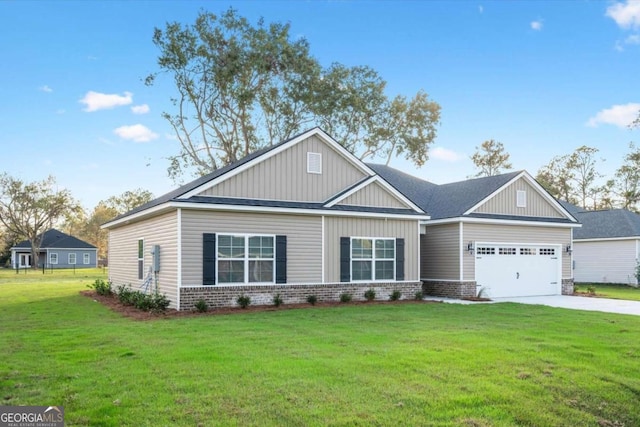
1, 0, 639, 210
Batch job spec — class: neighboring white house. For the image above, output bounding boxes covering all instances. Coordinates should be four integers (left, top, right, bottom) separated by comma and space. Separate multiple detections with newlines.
563, 202, 640, 286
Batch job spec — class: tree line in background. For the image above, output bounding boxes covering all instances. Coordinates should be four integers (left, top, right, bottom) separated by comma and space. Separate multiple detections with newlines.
0, 175, 153, 268
471, 137, 640, 213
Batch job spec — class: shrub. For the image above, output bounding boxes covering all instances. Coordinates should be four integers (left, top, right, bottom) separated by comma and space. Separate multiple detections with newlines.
414, 290, 424, 300
115, 285, 169, 312
389, 289, 402, 301
587, 285, 596, 296
339, 292, 352, 303
364, 288, 376, 301
306, 295, 318, 305
194, 298, 208, 313
636, 261, 640, 286
237, 294, 251, 309
116, 285, 135, 305
273, 293, 283, 307
89, 278, 112, 296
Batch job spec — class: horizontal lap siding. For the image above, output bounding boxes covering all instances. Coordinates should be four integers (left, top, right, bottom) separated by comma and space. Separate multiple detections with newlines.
422, 224, 460, 280
200, 136, 366, 202
108, 211, 178, 307
574, 240, 638, 285
463, 223, 571, 280
181, 211, 322, 285
324, 217, 419, 282
475, 178, 564, 218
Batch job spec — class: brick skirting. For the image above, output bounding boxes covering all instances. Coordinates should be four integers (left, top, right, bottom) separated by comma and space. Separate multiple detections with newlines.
422, 280, 478, 299
562, 278, 574, 295
179, 282, 423, 311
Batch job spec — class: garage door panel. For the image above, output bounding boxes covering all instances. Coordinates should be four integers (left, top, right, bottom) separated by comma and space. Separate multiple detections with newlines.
475, 244, 561, 298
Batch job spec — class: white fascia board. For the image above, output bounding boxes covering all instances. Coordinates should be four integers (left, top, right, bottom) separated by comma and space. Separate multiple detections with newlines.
574, 236, 640, 243
177, 128, 375, 200
102, 201, 430, 229
324, 175, 425, 213
463, 171, 578, 222
424, 216, 582, 228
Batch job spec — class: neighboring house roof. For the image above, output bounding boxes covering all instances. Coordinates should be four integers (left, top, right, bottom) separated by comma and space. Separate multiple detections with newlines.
12, 229, 97, 250
103, 128, 426, 229
369, 164, 573, 222
570, 208, 640, 239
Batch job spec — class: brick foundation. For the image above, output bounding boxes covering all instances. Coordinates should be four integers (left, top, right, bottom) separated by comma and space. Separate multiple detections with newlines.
179, 282, 423, 311
562, 278, 574, 295
422, 280, 478, 299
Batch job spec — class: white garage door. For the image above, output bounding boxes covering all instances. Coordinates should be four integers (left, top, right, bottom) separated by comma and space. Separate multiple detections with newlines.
475, 243, 561, 298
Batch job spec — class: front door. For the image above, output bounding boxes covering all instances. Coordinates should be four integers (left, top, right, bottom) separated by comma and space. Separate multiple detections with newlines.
19, 253, 31, 268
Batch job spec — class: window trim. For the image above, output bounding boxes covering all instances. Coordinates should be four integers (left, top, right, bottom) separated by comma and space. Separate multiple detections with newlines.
137, 239, 144, 280
516, 190, 526, 208
216, 233, 276, 284
49, 252, 58, 265
68, 253, 77, 265
83, 253, 90, 265
307, 152, 322, 174
350, 237, 396, 282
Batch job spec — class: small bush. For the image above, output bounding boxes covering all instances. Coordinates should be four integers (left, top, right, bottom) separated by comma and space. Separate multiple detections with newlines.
88, 278, 112, 296
339, 292, 352, 303
364, 288, 376, 301
194, 298, 208, 313
587, 285, 596, 296
306, 295, 318, 305
390, 289, 402, 301
237, 294, 251, 309
115, 285, 169, 312
116, 285, 135, 305
414, 290, 424, 300
273, 293, 283, 307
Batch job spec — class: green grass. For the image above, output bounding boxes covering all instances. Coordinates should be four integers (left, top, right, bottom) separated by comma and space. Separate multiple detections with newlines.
2, 273, 640, 426
577, 282, 640, 301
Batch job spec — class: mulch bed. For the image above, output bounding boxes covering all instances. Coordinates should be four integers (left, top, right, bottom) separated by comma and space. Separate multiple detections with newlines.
81, 290, 443, 321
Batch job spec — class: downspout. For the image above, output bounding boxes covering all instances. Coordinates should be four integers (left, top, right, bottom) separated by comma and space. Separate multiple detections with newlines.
177, 208, 182, 311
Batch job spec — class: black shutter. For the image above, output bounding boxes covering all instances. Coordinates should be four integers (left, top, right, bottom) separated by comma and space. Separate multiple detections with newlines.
340, 237, 351, 282
275, 235, 287, 284
395, 238, 405, 281
203, 233, 216, 286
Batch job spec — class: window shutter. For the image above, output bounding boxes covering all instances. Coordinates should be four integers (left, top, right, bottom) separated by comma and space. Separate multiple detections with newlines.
395, 238, 405, 281
340, 237, 350, 282
203, 233, 216, 286
275, 235, 287, 284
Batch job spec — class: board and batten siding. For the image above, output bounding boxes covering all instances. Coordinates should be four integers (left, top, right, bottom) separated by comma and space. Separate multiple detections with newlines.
337, 181, 408, 209
421, 223, 460, 280
324, 217, 419, 282
573, 239, 639, 285
463, 223, 572, 280
474, 178, 564, 218
108, 211, 178, 307
180, 210, 322, 286
198, 135, 367, 202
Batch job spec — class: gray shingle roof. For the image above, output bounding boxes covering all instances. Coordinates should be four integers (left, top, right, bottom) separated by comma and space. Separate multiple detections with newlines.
13, 229, 97, 249
572, 209, 640, 239
369, 164, 523, 219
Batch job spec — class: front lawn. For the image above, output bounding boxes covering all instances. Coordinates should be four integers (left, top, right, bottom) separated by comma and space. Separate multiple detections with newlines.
2, 277, 640, 426
576, 282, 640, 301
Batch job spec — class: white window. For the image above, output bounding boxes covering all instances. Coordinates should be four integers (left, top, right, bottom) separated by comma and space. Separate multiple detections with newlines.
477, 247, 495, 255
138, 239, 144, 280
217, 235, 275, 284
540, 248, 555, 256
520, 248, 536, 255
351, 238, 395, 281
516, 190, 526, 208
69, 253, 77, 265
307, 152, 322, 174
83, 253, 90, 265
50, 253, 58, 265
498, 247, 517, 255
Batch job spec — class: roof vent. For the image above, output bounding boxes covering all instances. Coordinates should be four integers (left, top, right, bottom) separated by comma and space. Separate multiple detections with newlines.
307, 152, 322, 174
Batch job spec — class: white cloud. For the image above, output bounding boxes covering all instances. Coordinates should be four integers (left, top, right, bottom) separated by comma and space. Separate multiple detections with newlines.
587, 103, 640, 128
80, 91, 133, 112
626, 34, 640, 44
39, 85, 53, 93
56, 109, 66, 115
606, 1, 640, 29
131, 104, 150, 114
431, 147, 463, 162
531, 20, 543, 31
113, 124, 158, 142
478, 5, 483, 14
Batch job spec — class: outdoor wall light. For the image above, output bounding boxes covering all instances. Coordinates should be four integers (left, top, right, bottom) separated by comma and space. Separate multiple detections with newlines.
565, 244, 572, 254
467, 242, 474, 254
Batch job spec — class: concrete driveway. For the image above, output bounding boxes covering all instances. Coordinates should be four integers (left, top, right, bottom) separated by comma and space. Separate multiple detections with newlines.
427, 295, 640, 316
